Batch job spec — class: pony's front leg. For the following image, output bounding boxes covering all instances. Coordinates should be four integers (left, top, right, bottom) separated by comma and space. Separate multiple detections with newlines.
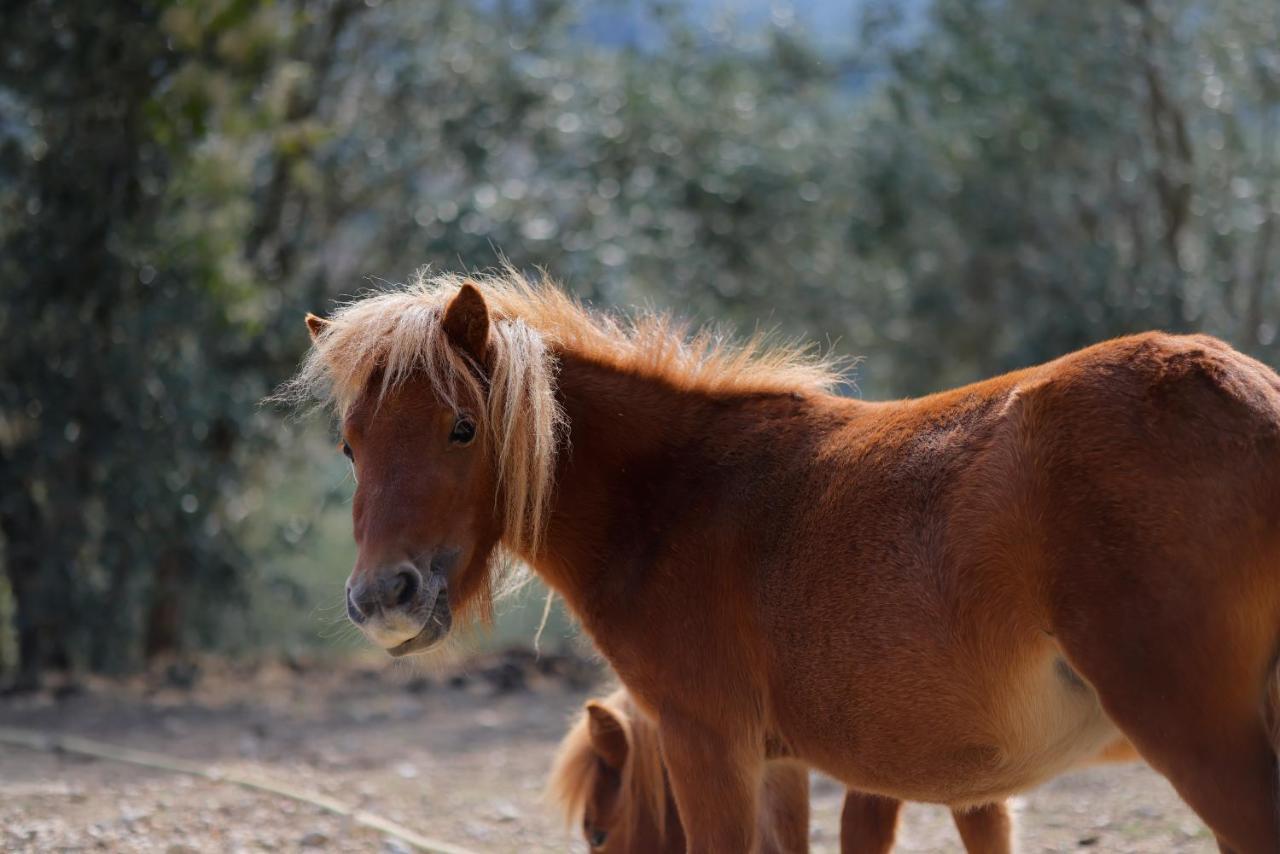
839, 791, 900, 853
950, 802, 1013, 854
659, 712, 763, 853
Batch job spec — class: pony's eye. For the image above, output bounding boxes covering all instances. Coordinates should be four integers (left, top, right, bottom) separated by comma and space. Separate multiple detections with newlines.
449, 416, 477, 446
341, 441, 354, 462
587, 828, 608, 849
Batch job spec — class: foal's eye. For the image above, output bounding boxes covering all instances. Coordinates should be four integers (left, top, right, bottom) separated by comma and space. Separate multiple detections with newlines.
341, 441, 354, 462
587, 828, 608, 849
449, 416, 477, 446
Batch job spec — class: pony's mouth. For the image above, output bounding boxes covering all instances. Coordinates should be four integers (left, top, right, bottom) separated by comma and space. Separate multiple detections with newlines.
387, 580, 451, 658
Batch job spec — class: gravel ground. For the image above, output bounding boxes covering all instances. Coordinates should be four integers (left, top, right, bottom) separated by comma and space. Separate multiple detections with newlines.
0, 654, 1214, 853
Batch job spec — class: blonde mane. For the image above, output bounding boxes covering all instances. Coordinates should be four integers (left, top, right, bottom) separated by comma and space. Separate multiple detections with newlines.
549, 688, 670, 842
283, 268, 844, 559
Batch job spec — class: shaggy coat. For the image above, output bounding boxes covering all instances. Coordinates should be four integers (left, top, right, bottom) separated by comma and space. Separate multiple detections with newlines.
292, 271, 1280, 854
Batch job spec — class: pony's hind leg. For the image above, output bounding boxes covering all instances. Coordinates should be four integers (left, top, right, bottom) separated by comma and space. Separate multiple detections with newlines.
1048, 572, 1280, 853
839, 791, 901, 854
951, 802, 1013, 854
1075, 670, 1277, 853
1030, 354, 1280, 852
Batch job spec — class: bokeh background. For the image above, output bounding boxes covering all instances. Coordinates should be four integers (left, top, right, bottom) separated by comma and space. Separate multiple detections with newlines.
0, 0, 1277, 850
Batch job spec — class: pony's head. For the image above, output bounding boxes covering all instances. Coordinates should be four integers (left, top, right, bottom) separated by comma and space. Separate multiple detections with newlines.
550, 689, 679, 853
287, 269, 840, 655
288, 273, 562, 655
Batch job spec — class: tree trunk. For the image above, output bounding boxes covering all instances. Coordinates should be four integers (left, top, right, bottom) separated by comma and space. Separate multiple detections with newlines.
1, 484, 51, 691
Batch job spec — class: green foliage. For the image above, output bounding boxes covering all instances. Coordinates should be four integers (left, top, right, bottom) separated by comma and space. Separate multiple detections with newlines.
848, 0, 1280, 392
0, 0, 354, 681
295, 2, 867, 342
1, 0, 1277, 684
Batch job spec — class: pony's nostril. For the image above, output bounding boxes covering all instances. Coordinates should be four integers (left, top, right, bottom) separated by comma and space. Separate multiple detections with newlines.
348, 565, 425, 621
347, 583, 373, 622
390, 567, 420, 608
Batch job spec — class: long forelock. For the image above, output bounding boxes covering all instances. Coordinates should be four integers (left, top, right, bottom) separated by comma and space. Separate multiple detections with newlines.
280, 273, 564, 565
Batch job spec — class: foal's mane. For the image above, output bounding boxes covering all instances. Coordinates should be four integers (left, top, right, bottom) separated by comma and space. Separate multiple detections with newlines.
283, 268, 842, 560
549, 688, 669, 841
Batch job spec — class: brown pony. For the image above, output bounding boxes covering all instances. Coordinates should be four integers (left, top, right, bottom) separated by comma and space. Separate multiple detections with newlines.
290, 270, 1280, 853
551, 689, 1138, 853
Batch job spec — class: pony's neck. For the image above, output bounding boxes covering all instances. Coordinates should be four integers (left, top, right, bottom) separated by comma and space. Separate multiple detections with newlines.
525, 349, 822, 632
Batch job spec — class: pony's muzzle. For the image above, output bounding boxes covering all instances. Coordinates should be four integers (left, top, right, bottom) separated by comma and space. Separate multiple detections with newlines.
345, 554, 455, 655
346, 562, 423, 622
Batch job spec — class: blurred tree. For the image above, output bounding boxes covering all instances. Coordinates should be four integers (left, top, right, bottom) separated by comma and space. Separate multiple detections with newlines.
275, 1, 873, 373
1, 0, 1275, 685
847, 0, 1280, 393
0, 0, 361, 686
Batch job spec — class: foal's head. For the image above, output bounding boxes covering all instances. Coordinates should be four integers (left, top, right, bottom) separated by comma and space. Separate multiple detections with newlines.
293, 277, 561, 655
550, 689, 679, 853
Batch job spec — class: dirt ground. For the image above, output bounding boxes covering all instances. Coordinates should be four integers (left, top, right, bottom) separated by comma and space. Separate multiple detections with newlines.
0, 652, 1214, 853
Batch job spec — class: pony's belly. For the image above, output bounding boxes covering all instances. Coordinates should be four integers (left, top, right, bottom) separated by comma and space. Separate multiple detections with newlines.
950, 654, 1122, 803
799, 649, 1121, 806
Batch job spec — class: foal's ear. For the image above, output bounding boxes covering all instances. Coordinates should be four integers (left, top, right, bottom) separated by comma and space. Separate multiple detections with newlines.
442, 281, 490, 362
585, 701, 630, 769
305, 313, 332, 341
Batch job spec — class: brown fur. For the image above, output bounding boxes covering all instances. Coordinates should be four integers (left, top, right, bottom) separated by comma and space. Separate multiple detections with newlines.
296, 273, 1280, 853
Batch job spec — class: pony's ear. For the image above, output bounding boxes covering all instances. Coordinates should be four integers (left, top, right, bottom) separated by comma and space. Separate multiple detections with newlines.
305, 313, 331, 341
442, 281, 490, 362
585, 701, 630, 769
